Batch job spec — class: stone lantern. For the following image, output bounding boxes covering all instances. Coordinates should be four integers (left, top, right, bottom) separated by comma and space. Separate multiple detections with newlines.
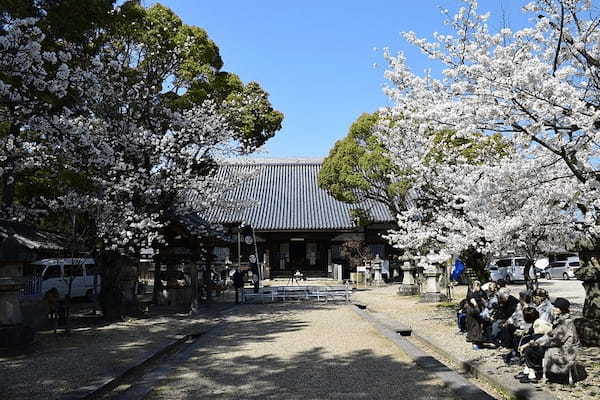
397, 254, 419, 296
0, 236, 34, 348
372, 254, 383, 285
420, 253, 448, 303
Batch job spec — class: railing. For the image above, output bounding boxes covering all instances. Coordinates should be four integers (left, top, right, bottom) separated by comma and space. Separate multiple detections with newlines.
243, 285, 352, 304
19, 276, 42, 298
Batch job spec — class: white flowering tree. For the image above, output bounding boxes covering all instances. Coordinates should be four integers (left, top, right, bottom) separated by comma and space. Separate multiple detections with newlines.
1, 2, 283, 318
381, 0, 600, 342
0, 18, 77, 217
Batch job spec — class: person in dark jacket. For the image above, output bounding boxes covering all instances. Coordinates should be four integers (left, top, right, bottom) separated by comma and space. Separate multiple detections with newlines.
232, 268, 244, 304
456, 298, 468, 333
465, 281, 488, 349
494, 288, 520, 343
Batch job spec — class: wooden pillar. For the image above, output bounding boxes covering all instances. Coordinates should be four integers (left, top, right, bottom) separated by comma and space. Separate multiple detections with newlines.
264, 248, 270, 279
189, 261, 199, 314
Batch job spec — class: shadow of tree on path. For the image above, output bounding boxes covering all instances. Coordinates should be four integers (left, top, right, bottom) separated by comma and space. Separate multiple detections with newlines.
147, 303, 457, 400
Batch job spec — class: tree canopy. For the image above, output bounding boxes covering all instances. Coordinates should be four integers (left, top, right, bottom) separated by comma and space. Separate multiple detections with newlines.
319, 112, 408, 218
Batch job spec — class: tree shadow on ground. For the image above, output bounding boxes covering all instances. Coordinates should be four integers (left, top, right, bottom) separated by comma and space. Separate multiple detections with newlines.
145, 303, 458, 400
0, 301, 332, 400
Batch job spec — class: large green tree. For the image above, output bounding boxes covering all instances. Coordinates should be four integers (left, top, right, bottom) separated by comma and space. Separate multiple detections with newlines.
109, 2, 283, 151
319, 112, 408, 220
2, 1, 284, 214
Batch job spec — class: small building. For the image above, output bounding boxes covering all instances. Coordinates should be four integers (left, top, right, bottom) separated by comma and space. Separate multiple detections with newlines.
202, 159, 396, 279
0, 220, 67, 345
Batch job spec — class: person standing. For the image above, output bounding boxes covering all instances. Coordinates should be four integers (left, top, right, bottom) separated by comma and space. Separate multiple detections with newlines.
250, 258, 260, 293
232, 267, 244, 304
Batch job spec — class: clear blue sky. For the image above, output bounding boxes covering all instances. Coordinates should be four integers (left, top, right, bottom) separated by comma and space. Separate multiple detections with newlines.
148, 0, 530, 158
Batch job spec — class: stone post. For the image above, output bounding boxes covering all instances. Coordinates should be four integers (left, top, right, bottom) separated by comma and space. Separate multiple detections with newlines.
398, 258, 419, 296
0, 263, 33, 348
420, 262, 448, 303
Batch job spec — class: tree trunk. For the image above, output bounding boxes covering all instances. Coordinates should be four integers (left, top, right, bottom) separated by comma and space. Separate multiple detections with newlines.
97, 251, 141, 320
460, 247, 489, 283
575, 250, 600, 346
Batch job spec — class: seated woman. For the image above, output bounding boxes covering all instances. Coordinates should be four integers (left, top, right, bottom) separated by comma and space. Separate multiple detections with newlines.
492, 288, 519, 342
515, 317, 552, 382
500, 291, 533, 352
465, 281, 489, 349
456, 298, 468, 334
504, 306, 538, 363
518, 298, 579, 384
533, 288, 555, 324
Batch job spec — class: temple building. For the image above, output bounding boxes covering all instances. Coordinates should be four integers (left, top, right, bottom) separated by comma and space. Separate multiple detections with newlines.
202, 159, 396, 279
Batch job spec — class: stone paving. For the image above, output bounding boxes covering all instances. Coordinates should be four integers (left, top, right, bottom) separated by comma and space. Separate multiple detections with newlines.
353, 284, 600, 400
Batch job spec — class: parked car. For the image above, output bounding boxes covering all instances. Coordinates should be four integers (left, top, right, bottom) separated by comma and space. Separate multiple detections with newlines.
487, 263, 505, 282
31, 258, 100, 300
491, 256, 536, 283
544, 259, 580, 280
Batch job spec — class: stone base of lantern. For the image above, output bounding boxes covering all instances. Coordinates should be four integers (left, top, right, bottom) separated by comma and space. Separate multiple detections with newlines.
0, 324, 34, 348
420, 292, 448, 303
397, 284, 419, 296
158, 287, 192, 306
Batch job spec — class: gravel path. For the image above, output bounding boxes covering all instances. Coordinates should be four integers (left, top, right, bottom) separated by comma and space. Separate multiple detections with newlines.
146, 303, 459, 400
353, 285, 600, 400
0, 306, 227, 400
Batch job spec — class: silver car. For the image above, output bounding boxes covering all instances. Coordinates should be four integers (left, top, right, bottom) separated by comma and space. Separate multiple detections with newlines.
544, 260, 579, 280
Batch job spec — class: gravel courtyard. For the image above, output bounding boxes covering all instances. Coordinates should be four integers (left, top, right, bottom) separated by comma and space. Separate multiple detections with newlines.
146, 303, 460, 400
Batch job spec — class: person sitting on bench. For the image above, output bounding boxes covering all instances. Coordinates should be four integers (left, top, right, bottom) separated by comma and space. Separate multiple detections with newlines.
518, 298, 580, 384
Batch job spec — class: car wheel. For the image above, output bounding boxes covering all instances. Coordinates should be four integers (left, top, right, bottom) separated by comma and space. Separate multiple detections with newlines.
546, 272, 552, 280
563, 273, 569, 280
505, 275, 512, 284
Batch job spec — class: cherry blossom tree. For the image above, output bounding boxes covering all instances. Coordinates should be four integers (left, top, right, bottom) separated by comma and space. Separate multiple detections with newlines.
42, 40, 248, 316
0, 18, 78, 217
380, 0, 600, 342
1, 3, 282, 318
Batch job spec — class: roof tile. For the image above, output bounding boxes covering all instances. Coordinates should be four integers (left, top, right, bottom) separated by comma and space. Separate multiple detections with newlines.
202, 160, 394, 230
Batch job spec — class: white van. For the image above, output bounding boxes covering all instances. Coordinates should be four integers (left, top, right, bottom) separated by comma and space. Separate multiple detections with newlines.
32, 258, 100, 300
493, 256, 536, 283
545, 256, 580, 280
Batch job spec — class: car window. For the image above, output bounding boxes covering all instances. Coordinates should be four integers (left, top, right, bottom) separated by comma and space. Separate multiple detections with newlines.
23, 263, 44, 276
551, 262, 566, 268
569, 262, 580, 267
497, 259, 511, 268
515, 258, 528, 266
64, 264, 84, 277
43, 265, 61, 279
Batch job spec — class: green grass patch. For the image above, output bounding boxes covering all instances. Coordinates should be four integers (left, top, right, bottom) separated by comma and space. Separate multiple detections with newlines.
436, 301, 458, 309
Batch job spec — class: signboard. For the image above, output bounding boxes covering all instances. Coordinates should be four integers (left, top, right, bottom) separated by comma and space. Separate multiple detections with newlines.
240, 224, 259, 276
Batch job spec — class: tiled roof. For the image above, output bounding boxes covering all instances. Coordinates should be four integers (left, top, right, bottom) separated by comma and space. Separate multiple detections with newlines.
0, 220, 66, 251
201, 159, 395, 231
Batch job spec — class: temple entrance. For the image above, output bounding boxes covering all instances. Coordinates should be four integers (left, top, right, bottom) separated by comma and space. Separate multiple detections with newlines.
289, 240, 306, 268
